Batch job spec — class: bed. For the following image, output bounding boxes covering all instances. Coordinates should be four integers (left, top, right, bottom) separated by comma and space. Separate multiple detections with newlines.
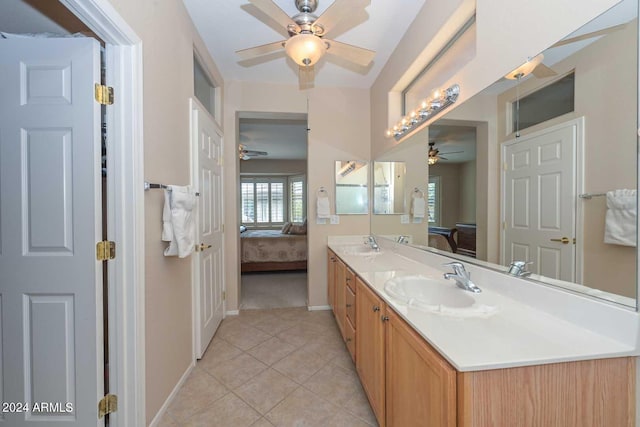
240, 229, 307, 272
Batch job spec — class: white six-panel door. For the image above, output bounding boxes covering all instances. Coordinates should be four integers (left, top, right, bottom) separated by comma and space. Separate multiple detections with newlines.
503, 121, 577, 282
191, 99, 224, 359
0, 37, 103, 425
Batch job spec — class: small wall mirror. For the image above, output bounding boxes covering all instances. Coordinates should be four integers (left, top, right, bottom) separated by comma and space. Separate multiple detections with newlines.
373, 161, 407, 214
335, 160, 369, 214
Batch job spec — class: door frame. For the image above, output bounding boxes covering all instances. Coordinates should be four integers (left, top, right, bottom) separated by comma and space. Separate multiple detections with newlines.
190, 97, 225, 362
59, 1, 145, 426
500, 117, 584, 282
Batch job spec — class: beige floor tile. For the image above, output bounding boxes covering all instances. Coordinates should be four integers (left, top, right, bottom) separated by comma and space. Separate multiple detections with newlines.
215, 318, 256, 339
198, 338, 243, 372
166, 368, 229, 421
250, 417, 275, 427
303, 363, 362, 407
270, 307, 308, 321
330, 350, 356, 373
325, 410, 376, 427
275, 323, 323, 348
156, 413, 180, 427
223, 325, 273, 351
235, 368, 298, 414
303, 335, 349, 362
252, 315, 298, 336
343, 386, 378, 426
184, 393, 261, 427
238, 309, 282, 325
247, 336, 297, 366
208, 353, 268, 389
272, 347, 329, 384
265, 387, 338, 427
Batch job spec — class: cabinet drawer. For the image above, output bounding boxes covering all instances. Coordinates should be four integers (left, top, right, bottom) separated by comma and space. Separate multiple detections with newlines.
346, 268, 356, 292
346, 284, 356, 326
345, 317, 356, 362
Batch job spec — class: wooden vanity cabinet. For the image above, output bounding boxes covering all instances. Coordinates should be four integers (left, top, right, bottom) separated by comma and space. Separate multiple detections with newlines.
334, 257, 346, 337
327, 249, 337, 310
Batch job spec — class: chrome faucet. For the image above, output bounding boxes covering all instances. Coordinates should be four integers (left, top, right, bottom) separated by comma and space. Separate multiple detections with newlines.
508, 261, 532, 277
397, 235, 410, 244
367, 236, 380, 251
443, 262, 482, 293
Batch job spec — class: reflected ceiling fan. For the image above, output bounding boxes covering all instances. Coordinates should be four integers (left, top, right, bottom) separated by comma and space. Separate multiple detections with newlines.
504, 53, 557, 80
239, 144, 268, 160
428, 142, 463, 165
236, 0, 375, 88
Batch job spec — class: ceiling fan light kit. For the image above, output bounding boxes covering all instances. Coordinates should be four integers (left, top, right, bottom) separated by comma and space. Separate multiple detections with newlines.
386, 84, 461, 141
237, 0, 375, 88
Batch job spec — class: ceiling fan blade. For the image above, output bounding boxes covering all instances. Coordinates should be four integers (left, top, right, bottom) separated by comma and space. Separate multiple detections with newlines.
311, 0, 370, 36
325, 39, 375, 67
439, 151, 464, 155
236, 40, 286, 60
299, 65, 315, 90
551, 23, 627, 48
532, 63, 557, 78
248, 0, 300, 33
241, 149, 268, 156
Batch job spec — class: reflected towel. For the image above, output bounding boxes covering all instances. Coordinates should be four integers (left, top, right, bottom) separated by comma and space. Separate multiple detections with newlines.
604, 189, 637, 247
163, 185, 197, 257
411, 197, 426, 219
317, 195, 331, 219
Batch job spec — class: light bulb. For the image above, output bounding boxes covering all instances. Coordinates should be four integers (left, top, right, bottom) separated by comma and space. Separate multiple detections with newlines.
285, 33, 327, 67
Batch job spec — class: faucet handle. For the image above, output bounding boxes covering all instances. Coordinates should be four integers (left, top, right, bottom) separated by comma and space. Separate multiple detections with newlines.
443, 261, 468, 276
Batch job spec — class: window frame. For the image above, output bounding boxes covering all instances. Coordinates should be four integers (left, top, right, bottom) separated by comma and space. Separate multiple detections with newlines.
427, 176, 441, 225
288, 174, 306, 223
241, 176, 288, 228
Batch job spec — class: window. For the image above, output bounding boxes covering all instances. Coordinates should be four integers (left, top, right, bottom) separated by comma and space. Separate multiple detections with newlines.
427, 176, 441, 224
194, 54, 216, 118
241, 177, 286, 227
511, 72, 575, 132
289, 175, 306, 223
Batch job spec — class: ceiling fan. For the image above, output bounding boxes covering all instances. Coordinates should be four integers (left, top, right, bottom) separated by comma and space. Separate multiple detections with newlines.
504, 53, 557, 80
239, 144, 268, 160
236, 0, 375, 88
428, 142, 463, 165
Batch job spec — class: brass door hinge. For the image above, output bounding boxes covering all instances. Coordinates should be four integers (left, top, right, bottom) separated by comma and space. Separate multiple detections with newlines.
95, 84, 114, 105
96, 241, 116, 261
98, 394, 117, 418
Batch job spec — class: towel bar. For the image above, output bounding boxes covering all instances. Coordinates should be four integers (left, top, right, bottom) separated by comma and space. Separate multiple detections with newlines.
579, 193, 606, 199
144, 181, 199, 196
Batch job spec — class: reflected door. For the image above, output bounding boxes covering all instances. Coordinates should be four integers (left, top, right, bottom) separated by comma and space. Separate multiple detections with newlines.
503, 121, 577, 281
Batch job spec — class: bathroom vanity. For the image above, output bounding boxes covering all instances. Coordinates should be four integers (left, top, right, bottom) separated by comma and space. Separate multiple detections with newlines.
327, 237, 638, 427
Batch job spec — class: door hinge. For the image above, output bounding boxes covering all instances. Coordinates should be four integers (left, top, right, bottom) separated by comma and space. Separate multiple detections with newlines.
96, 241, 116, 261
503, 161, 508, 171
95, 84, 114, 105
98, 394, 117, 418
223, 291, 226, 301
502, 221, 507, 230
222, 224, 225, 233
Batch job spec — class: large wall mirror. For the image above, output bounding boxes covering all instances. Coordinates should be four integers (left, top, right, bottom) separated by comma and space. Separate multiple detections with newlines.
372, 0, 639, 309
335, 160, 369, 214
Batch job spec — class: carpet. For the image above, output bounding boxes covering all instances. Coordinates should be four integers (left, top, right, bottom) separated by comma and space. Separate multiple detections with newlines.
240, 271, 308, 309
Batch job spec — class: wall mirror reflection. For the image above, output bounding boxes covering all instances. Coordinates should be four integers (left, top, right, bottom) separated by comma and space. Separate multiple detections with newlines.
373, 161, 407, 214
372, 0, 638, 308
335, 160, 369, 214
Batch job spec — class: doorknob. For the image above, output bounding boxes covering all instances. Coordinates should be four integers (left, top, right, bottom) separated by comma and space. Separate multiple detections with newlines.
196, 243, 212, 251
549, 237, 570, 244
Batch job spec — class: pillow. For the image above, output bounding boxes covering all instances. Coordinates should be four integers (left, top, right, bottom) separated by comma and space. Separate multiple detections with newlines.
240, 225, 247, 233
281, 222, 292, 234
288, 223, 307, 235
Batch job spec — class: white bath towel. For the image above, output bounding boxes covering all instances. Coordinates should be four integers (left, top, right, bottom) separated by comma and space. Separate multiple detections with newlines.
163, 185, 197, 257
411, 197, 426, 219
317, 195, 331, 219
604, 189, 637, 247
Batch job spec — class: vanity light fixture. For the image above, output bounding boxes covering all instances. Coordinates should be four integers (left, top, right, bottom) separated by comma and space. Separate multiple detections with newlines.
386, 84, 460, 141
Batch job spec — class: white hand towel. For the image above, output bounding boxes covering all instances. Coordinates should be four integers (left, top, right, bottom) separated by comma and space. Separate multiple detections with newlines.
411, 197, 426, 219
162, 189, 173, 243
164, 185, 197, 257
317, 195, 331, 219
604, 189, 637, 247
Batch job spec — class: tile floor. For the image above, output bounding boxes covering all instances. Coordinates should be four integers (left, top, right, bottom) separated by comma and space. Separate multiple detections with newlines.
240, 272, 308, 309
158, 308, 378, 427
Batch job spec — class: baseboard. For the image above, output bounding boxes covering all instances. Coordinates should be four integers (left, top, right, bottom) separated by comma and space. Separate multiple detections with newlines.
308, 305, 331, 311
147, 360, 195, 427
226, 310, 240, 316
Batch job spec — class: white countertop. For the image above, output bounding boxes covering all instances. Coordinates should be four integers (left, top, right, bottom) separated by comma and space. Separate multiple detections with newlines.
328, 236, 640, 372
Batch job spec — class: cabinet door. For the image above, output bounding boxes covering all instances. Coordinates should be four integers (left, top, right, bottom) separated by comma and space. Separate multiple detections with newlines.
356, 277, 386, 426
386, 309, 456, 427
335, 258, 346, 337
327, 249, 337, 310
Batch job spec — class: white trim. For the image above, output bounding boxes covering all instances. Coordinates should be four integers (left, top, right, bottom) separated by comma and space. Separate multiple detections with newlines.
59, 1, 145, 426
147, 361, 195, 427
226, 310, 240, 316
573, 118, 586, 284
308, 305, 331, 311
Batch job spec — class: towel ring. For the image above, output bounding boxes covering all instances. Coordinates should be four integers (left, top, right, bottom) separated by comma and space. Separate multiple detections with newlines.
317, 187, 329, 197
412, 187, 424, 198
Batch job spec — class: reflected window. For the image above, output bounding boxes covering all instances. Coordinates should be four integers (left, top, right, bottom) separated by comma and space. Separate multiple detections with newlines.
427, 176, 441, 224
512, 72, 575, 132
194, 55, 216, 117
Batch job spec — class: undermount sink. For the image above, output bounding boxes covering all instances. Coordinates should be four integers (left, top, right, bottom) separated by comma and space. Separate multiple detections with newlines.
384, 276, 498, 317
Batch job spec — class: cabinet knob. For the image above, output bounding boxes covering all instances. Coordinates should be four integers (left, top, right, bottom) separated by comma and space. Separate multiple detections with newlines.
372, 306, 380, 312
346, 277, 351, 281
381, 315, 389, 322
346, 304, 352, 308
346, 338, 352, 342
330, 257, 336, 261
